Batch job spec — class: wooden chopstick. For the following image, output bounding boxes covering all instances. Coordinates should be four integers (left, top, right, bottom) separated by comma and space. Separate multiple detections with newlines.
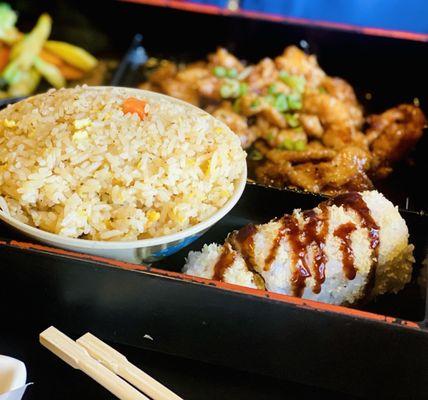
77, 332, 183, 400
40, 327, 149, 400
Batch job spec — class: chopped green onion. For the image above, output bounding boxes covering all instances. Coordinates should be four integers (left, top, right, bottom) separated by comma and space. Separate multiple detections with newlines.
213, 66, 227, 77
239, 82, 248, 96
264, 94, 275, 106
294, 140, 306, 151
279, 70, 289, 81
279, 138, 294, 150
220, 84, 232, 98
268, 84, 277, 95
233, 98, 241, 113
318, 87, 327, 94
274, 93, 289, 112
248, 149, 263, 161
227, 67, 238, 78
287, 93, 302, 110
250, 99, 261, 109
282, 75, 306, 93
284, 113, 300, 128
266, 131, 275, 141
220, 79, 240, 98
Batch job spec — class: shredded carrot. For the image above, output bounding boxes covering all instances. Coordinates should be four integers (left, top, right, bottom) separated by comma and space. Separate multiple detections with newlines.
0, 46, 10, 72
122, 97, 148, 120
40, 49, 85, 80
57, 63, 85, 80
40, 49, 63, 67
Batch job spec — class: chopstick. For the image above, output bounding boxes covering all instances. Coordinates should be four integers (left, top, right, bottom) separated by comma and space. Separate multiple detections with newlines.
110, 33, 147, 87
40, 327, 149, 400
40, 326, 183, 400
77, 332, 183, 400
0, 95, 27, 109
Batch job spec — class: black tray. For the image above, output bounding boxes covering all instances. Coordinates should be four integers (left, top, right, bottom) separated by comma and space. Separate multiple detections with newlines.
1, 184, 427, 398
1, 1, 428, 398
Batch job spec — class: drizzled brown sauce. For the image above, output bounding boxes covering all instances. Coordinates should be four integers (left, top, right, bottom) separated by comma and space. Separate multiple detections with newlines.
282, 214, 312, 297
229, 224, 266, 289
264, 220, 287, 271
263, 208, 329, 296
232, 224, 258, 259
212, 192, 380, 298
302, 207, 330, 294
333, 222, 357, 279
229, 224, 258, 271
329, 193, 380, 262
213, 244, 236, 281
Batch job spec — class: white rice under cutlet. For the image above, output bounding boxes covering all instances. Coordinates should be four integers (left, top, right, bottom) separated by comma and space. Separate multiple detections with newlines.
0, 86, 246, 241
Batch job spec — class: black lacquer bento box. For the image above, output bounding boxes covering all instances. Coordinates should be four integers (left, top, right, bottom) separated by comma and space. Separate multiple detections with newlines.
1, 1, 428, 398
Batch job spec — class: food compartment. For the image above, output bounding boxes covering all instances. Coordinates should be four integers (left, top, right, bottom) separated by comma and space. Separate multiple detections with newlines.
1, 185, 427, 398
0, 0, 426, 321
155, 183, 427, 322
0, 1, 125, 106
104, 2, 428, 213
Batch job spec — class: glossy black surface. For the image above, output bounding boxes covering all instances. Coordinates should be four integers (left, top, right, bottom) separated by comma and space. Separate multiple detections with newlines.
1, 184, 427, 398
1, 328, 354, 400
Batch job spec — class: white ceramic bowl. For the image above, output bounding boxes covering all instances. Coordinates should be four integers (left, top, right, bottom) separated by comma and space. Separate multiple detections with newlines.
0, 167, 246, 263
0, 355, 26, 398
0, 88, 247, 263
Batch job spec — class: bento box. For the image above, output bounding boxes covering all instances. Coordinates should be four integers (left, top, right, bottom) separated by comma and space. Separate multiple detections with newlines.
0, 1, 427, 398
1, 183, 427, 399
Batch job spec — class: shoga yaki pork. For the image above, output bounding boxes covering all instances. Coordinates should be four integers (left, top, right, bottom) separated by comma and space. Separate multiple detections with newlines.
183, 191, 414, 306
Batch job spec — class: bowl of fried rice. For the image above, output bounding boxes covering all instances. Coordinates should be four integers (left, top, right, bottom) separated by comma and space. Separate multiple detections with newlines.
0, 86, 247, 262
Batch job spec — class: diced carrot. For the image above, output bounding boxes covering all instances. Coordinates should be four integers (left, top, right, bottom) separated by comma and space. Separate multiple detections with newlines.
0, 46, 10, 72
122, 97, 148, 120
